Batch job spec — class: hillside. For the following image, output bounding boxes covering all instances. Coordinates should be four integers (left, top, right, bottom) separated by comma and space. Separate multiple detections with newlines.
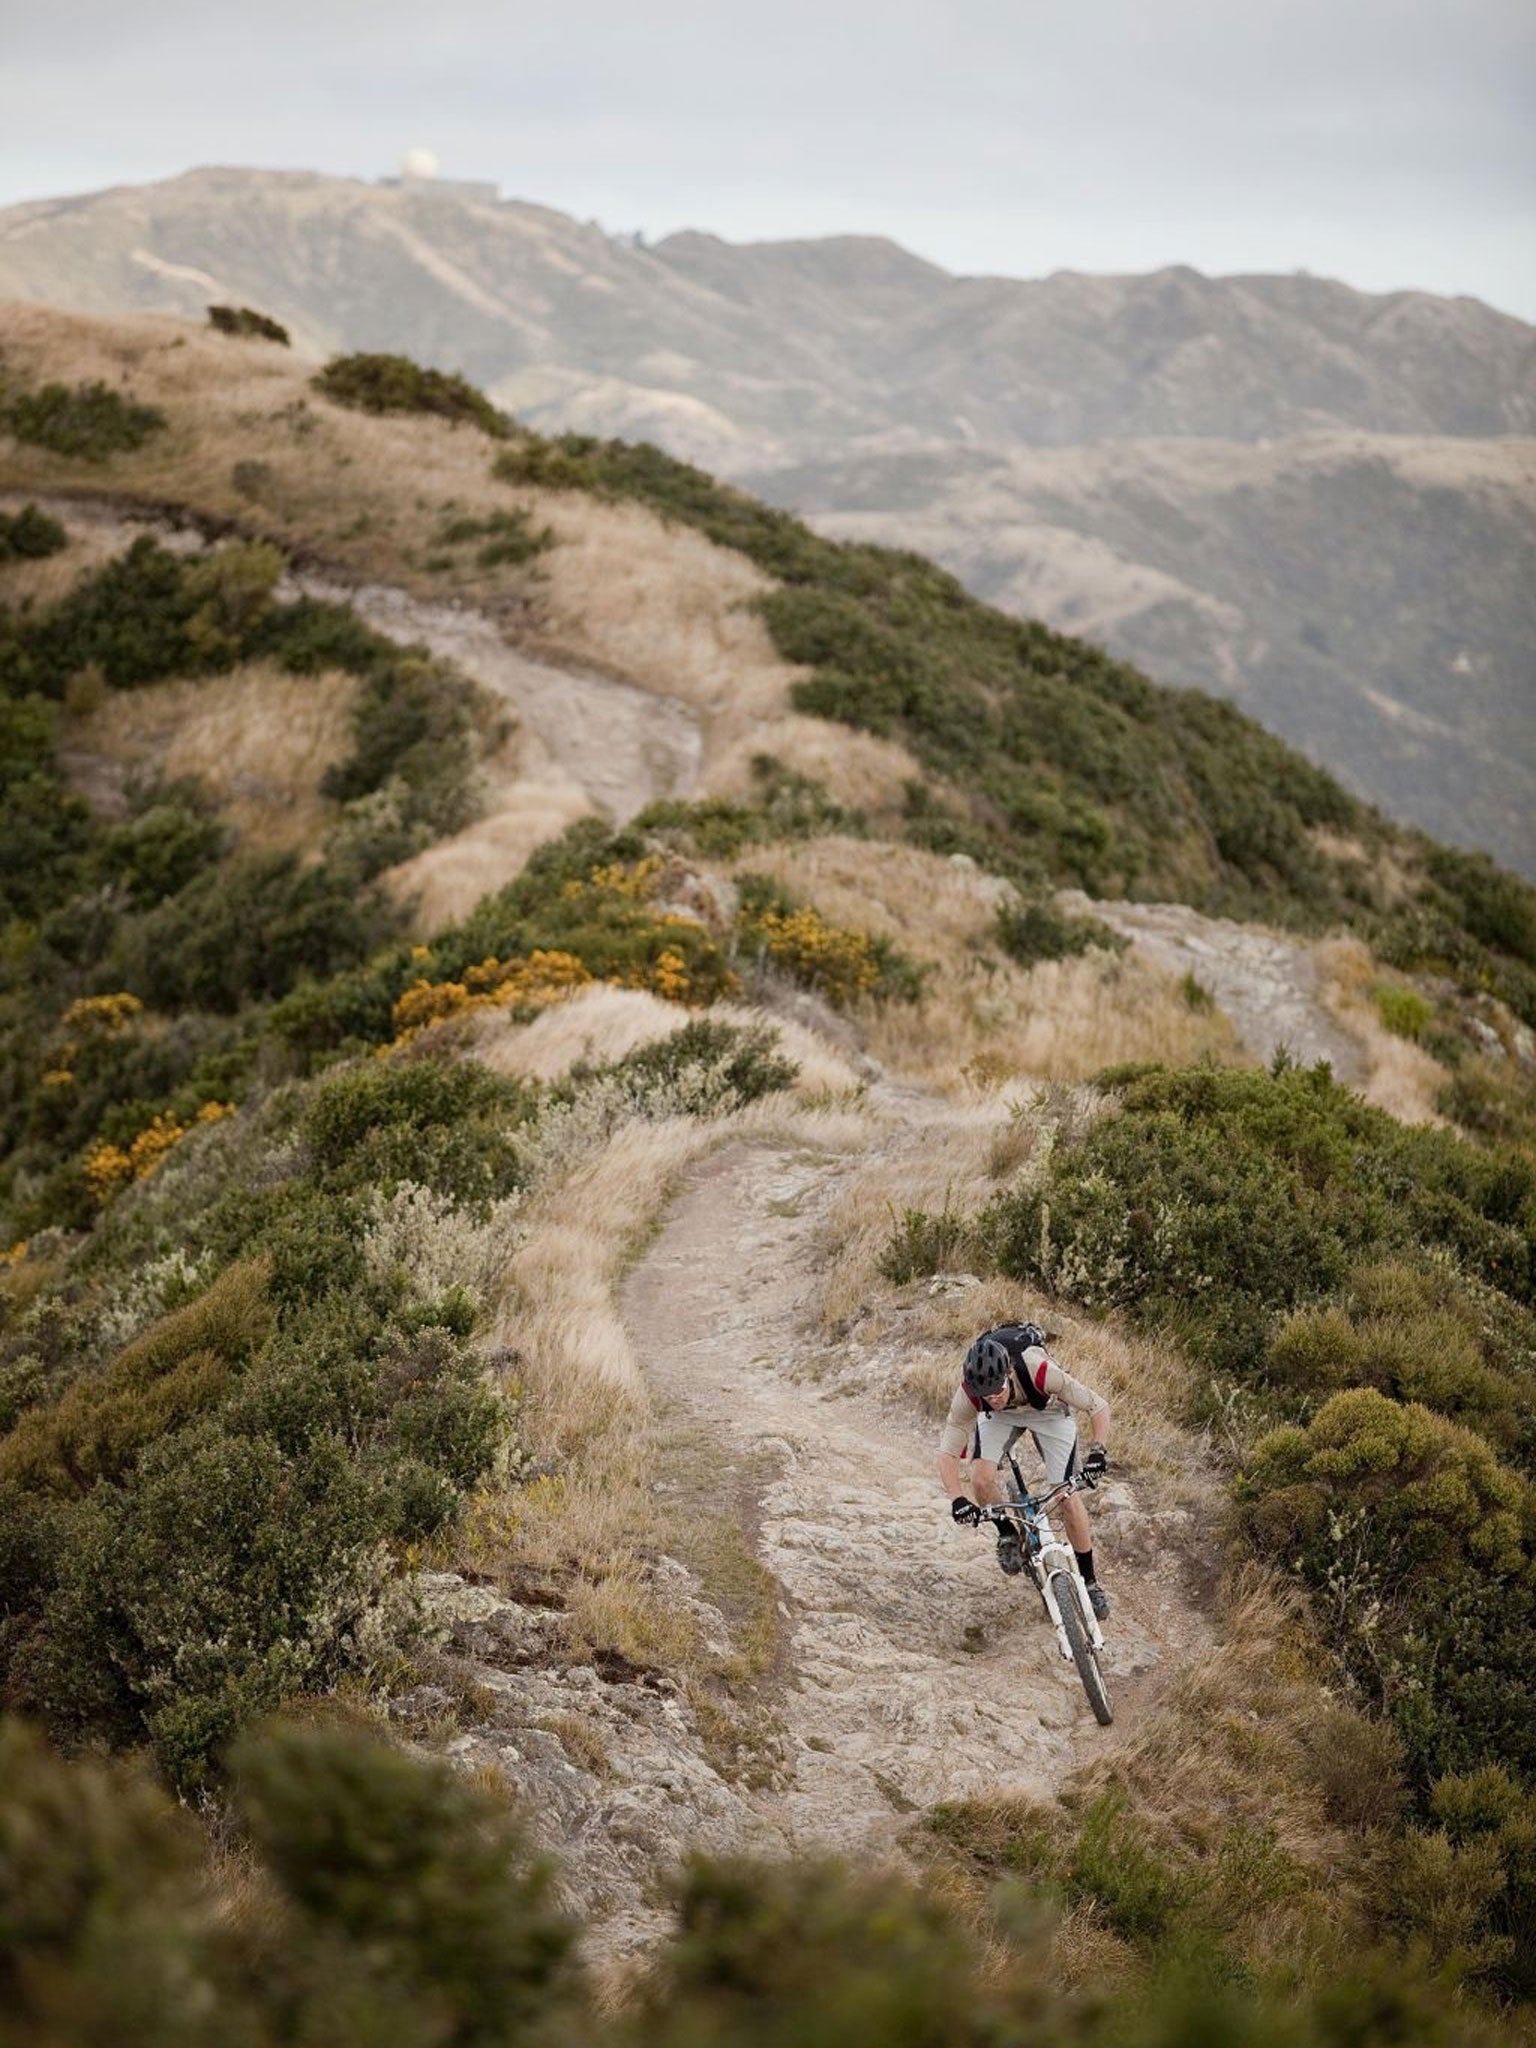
2, 307, 1535, 2045
2, 166, 1533, 872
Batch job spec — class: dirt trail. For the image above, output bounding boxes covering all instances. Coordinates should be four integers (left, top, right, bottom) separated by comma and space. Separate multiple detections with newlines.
623, 1130, 1215, 1860
298, 575, 704, 824
1064, 890, 1368, 1081
7, 496, 704, 827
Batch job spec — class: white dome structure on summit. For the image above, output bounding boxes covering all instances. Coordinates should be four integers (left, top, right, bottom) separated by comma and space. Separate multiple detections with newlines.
401, 147, 440, 180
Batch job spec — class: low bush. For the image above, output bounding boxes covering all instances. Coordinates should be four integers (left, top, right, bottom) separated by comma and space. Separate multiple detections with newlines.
4, 381, 166, 460
1371, 981, 1433, 1041
301, 1055, 530, 1203
314, 353, 509, 436
206, 303, 290, 344
995, 893, 1124, 968
985, 1061, 1535, 1375
9, 534, 282, 693
115, 847, 397, 1011
879, 1198, 974, 1283
0, 501, 67, 559
594, 1018, 796, 1109
434, 504, 553, 567
321, 653, 483, 842
1263, 1260, 1535, 1457
638, 756, 868, 861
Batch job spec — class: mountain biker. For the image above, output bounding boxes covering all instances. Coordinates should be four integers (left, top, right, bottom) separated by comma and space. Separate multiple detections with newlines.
938, 1322, 1112, 1619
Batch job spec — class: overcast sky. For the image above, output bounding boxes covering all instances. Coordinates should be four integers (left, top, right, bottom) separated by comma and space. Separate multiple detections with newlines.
3, 0, 1533, 318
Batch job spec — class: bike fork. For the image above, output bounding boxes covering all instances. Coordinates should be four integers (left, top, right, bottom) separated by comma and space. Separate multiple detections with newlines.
1037, 1547, 1105, 1655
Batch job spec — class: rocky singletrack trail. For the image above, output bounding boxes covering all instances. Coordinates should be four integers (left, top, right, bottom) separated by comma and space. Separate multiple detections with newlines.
413, 1109, 1219, 1967
625, 1133, 1214, 1857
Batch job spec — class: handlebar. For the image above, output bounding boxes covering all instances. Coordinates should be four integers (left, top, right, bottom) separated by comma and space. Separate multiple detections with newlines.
978, 1472, 1095, 1521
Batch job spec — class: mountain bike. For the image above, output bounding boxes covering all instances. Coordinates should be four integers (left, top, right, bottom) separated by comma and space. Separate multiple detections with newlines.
979, 1466, 1113, 1725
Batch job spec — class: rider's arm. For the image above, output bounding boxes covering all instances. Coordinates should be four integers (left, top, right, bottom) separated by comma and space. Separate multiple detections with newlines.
937, 1387, 977, 1499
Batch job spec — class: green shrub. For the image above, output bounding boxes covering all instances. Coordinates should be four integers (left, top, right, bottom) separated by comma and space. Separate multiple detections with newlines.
5, 381, 166, 460
1371, 982, 1433, 1041
320, 654, 481, 840
0, 1259, 271, 1497
637, 756, 867, 860
985, 1062, 1535, 1375
995, 894, 1124, 968
313, 353, 509, 436
301, 1055, 530, 1203
434, 504, 553, 567
0, 695, 94, 920
1242, 1386, 1528, 1584
237, 1721, 575, 2038
0, 1718, 218, 2045
116, 848, 397, 1010
599, 1018, 797, 1108
641, 1854, 988, 2048
96, 793, 227, 908
12, 535, 280, 694
1263, 1260, 1532, 1455
879, 1198, 974, 1283
206, 303, 290, 344
22, 1421, 382, 1787
0, 501, 67, 559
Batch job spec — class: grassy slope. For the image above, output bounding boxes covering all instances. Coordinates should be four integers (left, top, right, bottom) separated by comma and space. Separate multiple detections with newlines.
3, 311, 1536, 2045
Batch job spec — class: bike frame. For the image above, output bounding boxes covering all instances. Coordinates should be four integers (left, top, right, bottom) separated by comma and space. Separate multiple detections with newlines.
983, 1467, 1106, 1660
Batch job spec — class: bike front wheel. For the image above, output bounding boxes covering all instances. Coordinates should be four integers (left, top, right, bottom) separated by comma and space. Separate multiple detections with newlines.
1052, 1571, 1113, 1725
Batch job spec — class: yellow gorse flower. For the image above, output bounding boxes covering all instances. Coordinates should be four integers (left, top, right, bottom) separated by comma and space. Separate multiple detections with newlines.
83, 1102, 237, 1206
388, 950, 596, 1047
60, 992, 143, 1035
737, 904, 881, 1005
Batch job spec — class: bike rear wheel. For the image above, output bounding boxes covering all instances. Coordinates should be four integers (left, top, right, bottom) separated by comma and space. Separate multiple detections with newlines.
1052, 1570, 1113, 1725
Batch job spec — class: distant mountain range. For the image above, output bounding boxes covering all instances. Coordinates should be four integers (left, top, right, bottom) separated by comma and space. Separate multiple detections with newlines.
2, 166, 1532, 872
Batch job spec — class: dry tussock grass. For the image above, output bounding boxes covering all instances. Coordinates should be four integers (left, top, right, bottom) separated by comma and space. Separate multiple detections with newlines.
731, 837, 1242, 1086
701, 713, 921, 825
1309, 824, 1414, 908
0, 494, 153, 606
496, 1116, 707, 1444
64, 658, 360, 847
1316, 935, 1448, 1125
732, 835, 1004, 956
867, 949, 1242, 1086
474, 981, 864, 1096
380, 768, 591, 933
527, 493, 795, 729
816, 1096, 1015, 1334
476, 983, 694, 1081
0, 305, 817, 804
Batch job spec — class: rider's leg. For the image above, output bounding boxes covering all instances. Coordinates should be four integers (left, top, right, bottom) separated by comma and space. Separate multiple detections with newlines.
1027, 1419, 1110, 1617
